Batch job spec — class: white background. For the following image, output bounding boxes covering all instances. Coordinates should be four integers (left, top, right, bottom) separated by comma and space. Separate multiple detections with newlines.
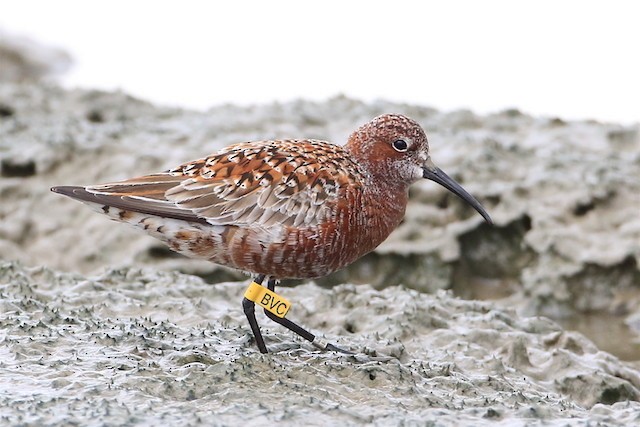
1, 0, 638, 124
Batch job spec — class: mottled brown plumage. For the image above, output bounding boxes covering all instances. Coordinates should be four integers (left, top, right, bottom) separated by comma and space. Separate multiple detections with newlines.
52, 114, 491, 353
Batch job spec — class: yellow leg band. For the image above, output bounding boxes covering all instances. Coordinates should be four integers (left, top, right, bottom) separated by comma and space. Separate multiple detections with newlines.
244, 281, 292, 318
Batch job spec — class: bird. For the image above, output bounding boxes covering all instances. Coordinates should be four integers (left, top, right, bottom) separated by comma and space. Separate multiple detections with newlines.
51, 114, 492, 354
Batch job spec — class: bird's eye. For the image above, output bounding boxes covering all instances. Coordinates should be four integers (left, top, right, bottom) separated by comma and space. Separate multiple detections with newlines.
392, 139, 408, 152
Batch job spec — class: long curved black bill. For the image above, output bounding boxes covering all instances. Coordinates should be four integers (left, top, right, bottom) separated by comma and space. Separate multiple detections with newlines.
423, 166, 493, 224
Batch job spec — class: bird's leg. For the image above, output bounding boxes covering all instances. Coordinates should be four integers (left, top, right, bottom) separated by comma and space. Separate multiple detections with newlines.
263, 279, 353, 354
242, 274, 268, 353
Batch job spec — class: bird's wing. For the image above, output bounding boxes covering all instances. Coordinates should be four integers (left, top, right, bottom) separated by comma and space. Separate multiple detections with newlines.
80, 139, 366, 228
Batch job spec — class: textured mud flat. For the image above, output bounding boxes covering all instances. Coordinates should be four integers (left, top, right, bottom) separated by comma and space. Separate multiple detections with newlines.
2, 262, 640, 426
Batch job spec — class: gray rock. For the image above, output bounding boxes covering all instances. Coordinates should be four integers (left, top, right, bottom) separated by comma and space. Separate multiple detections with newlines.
0, 30, 72, 82
1, 261, 639, 426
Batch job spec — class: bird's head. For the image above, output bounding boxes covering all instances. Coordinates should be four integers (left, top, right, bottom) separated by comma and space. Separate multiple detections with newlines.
346, 114, 492, 223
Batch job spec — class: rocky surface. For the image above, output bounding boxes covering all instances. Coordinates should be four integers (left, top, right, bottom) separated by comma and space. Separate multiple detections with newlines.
0, 30, 71, 83
2, 262, 640, 426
